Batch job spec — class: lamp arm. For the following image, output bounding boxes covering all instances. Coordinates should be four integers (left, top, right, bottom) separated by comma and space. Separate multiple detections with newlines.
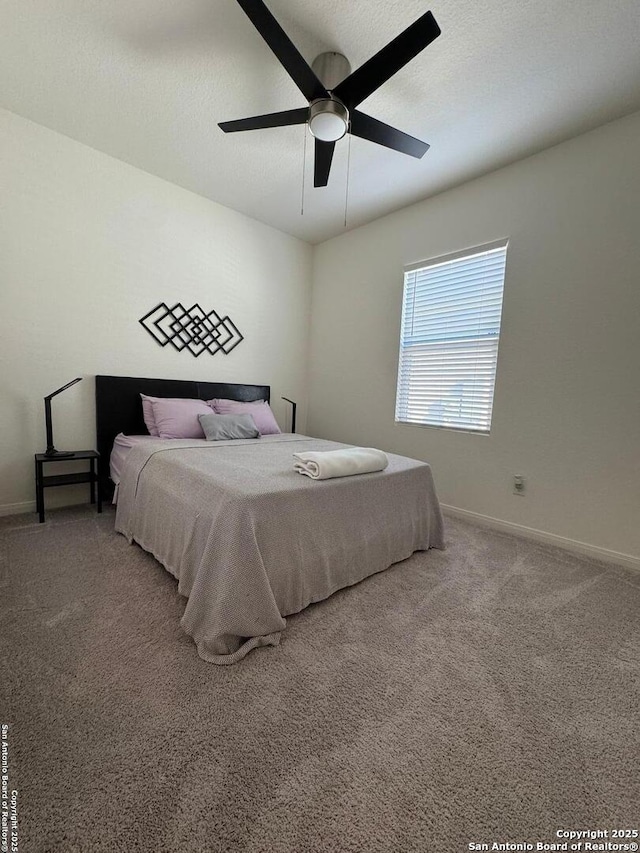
45, 377, 82, 401
45, 398, 54, 453
281, 397, 297, 433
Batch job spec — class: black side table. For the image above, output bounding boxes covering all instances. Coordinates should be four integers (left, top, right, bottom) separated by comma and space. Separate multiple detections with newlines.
34, 450, 102, 523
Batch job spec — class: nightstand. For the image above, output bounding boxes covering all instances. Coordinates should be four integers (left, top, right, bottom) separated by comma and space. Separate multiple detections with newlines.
34, 450, 102, 523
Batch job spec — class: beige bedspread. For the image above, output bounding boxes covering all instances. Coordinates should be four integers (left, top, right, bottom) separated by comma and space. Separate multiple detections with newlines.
115, 434, 444, 664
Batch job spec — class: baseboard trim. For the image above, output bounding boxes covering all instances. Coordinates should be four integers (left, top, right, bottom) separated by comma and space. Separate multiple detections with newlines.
440, 504, 640, 572
3, 497, 637, 570
0, 500, 36, 518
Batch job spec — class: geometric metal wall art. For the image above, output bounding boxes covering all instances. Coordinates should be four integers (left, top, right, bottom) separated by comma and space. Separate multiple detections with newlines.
139, 302, 244, 358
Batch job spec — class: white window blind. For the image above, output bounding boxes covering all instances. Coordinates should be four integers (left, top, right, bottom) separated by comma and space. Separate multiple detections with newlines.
395, 241, 508, 433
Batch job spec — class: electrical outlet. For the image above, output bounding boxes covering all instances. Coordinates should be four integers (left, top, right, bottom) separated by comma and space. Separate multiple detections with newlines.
513, 474, 525, 496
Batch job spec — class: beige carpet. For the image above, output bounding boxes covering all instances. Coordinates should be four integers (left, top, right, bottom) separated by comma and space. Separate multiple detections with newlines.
1, 506, 638, 853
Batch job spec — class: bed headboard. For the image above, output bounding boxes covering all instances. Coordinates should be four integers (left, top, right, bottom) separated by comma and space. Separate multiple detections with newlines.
95, 374, 270, 498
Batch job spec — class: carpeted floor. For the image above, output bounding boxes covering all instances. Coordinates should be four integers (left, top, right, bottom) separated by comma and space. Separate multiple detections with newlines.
1, 506, 638, 853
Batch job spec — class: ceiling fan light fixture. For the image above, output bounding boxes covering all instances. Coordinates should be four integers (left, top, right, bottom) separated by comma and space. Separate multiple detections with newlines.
308, 99, 349, 142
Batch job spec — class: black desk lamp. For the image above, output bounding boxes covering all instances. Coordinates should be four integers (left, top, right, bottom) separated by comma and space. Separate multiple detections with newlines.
44, 378, 82, 457
281, 397, 297, 433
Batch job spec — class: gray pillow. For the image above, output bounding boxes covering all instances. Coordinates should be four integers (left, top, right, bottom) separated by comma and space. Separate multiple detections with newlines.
198, 412, 260, 441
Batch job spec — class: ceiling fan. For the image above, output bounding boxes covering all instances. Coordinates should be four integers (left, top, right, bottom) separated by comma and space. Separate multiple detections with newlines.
219, 0, 441, 188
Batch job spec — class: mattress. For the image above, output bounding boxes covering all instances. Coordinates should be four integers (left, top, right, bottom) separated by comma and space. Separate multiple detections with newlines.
109, 434, 165, 503
110, 433, 163, 485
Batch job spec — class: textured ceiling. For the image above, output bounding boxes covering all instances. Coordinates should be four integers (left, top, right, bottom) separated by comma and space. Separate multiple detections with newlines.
2, 0, 640, 244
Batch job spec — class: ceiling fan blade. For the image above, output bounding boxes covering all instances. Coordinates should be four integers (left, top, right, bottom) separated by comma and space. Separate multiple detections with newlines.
350, 111, 429, 158
235, 0, 328, 103
219, 108, 308, 133
333, 10, 441, 108
314, 139, 335, 187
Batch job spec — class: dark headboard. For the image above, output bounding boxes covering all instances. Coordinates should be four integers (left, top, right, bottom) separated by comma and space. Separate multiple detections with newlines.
95, 375, 270, 498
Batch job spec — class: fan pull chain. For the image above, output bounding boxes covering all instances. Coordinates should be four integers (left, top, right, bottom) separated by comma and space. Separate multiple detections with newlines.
344, 130, 352, 228
301, 123, 308, 216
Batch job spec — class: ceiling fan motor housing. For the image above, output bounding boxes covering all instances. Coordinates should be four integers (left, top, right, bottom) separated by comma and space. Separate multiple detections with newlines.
308, 52, 352, 142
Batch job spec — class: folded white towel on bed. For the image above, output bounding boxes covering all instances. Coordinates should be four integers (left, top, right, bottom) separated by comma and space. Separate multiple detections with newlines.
293, 447, 389, 480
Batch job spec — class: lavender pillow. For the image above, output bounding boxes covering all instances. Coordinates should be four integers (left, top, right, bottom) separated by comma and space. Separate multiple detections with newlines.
150, 397, 212, 439
207, 399, 281, 435
140, 394, 160, 437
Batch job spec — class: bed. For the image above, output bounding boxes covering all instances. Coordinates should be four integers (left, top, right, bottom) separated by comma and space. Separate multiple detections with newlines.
96, 375, 445, 664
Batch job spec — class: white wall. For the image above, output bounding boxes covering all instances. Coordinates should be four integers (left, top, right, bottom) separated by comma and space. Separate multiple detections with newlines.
3, 105, 639, 561
0, 108, 312, 513
308, 111, 640, 562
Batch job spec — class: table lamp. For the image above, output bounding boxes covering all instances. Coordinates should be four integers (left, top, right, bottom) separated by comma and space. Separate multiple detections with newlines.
44, 378, 82, 457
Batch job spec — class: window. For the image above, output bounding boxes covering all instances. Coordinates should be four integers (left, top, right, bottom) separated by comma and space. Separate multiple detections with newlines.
395, 240, 508, 433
